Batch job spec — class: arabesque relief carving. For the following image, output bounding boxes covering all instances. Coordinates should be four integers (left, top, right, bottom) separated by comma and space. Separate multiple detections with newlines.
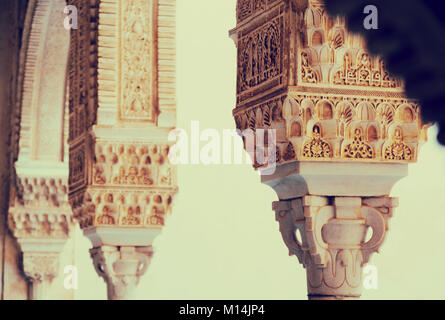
232, 0, 428, 169
236, 3, 286, 105
121, 0, 156, 121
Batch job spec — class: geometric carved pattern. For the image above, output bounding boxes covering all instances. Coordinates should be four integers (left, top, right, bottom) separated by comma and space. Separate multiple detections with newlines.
73, 189, 173, 229
93, 142, 173, 188
234, 93, 424, 167
343, 128, 374, 159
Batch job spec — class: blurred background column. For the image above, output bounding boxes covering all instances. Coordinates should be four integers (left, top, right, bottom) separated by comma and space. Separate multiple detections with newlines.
7, 0, 74, 300
67, 0, 178, 299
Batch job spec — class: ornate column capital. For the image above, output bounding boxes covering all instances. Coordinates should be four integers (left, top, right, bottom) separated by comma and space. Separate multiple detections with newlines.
90, 246, 153, 300
274, 196, 397, 298
8, 173, 72, 299
22, 251, 60, 282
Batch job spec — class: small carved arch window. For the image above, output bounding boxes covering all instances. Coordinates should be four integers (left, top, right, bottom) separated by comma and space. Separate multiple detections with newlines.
400, 105, 415, 123
357, 102, 376, 121
367, 125, 379, 142
312, 31, 323, 46
317, 101, 334, 120
290, 122, 302, 137
271, 104, 282, 122
305, 108, 312, 122
394, 127, 403, 139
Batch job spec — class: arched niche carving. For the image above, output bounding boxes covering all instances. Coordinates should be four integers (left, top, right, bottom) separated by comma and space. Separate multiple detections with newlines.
396, 104, 416, 123
316, 100, 334, 120
290, 121, 302, 138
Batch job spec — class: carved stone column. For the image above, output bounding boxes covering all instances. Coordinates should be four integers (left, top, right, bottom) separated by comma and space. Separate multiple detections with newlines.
67, 0, 177, 299
8, 0, 72, 300
230, 0, 428, 299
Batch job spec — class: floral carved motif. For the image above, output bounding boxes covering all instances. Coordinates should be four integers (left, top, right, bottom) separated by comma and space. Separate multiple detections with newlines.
301, 52, 318, 84
384, 128, 414, 161
302, 126, 331, 158
121, 0, 156, 120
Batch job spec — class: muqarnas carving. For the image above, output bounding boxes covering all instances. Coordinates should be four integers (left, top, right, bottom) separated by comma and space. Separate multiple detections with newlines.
234, 96, 426, 166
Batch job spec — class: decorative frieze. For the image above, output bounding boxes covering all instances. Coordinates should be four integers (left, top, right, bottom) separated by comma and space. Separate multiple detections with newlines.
234, 94, 426, 167
121, 0, 156, 121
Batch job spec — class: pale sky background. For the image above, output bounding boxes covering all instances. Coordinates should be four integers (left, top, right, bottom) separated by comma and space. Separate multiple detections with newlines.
70, 0, 445, 300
